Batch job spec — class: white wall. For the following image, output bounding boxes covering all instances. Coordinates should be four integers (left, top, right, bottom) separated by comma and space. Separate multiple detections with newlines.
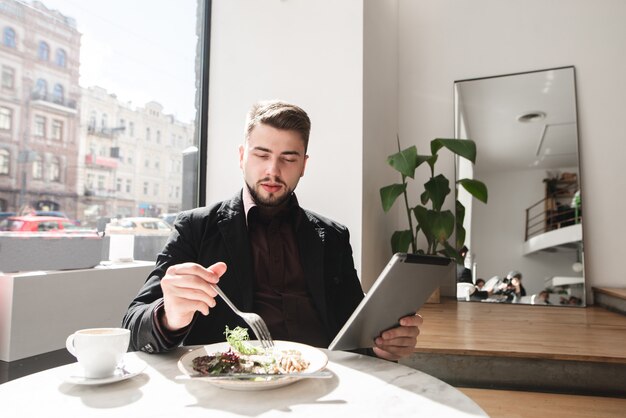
206, 0, 364, 272
362, 0, 399, 290
397, 0, 626, 301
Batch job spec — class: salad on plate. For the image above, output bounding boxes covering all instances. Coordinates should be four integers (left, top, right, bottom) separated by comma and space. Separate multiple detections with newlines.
191, 326, 310, 377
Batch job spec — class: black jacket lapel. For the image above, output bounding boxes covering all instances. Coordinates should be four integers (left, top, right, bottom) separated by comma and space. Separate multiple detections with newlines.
297, 211, 329, 332
216, 193, 255, 311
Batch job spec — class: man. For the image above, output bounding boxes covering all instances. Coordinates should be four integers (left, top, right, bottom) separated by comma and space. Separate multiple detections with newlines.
122, 100, 422, 361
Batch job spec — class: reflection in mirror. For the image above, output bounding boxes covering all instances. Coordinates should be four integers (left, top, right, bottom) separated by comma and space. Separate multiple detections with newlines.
454, 67, 584, 306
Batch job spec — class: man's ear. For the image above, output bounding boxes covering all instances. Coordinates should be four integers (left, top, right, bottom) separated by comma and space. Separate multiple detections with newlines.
238, 145, 244, 169
301, 154, 309, 177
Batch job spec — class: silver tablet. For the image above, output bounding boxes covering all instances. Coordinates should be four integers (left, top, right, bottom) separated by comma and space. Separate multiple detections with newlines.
328, 253, 454, 351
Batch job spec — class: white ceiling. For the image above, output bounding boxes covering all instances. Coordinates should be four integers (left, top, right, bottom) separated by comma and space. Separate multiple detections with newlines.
455, 67, 579, 176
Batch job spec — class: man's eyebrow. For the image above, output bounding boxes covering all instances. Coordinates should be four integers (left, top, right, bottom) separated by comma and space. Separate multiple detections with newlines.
252, 146, 302, 156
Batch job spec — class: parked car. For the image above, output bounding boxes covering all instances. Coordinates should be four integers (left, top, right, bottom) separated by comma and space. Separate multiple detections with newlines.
34, 210, 81, 225
105, 217, 173, 236
159, 212, 179, 226
0, 215, 82, 232
0, 211, 16, 222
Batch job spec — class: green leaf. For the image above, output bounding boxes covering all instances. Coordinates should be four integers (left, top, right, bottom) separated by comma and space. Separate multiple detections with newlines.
455, 200, 466, 226
431, 138, 477, 164
431, 210, 455, 244
425, 154, 438, 174
455, 200, 466, 249
456, 224, 466, 250
424, 174, 450, 212
458, 179, 488, 203
413, 205, 434, 249
380, 183, 407, 212
391, 230, 413, 254
387, 146, 418, 178
420, 190, 429, 205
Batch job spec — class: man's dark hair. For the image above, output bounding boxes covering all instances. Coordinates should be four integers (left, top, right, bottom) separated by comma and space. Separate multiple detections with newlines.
245, 100, 311, 152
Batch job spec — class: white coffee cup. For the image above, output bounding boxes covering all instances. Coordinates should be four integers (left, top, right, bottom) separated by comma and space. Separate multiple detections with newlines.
66, 328, 130, 379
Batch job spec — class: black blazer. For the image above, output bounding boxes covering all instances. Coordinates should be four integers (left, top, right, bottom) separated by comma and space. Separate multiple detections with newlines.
122, 191, 365, 353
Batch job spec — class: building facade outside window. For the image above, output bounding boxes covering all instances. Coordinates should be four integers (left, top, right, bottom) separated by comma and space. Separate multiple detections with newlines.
0, 0, 205, 261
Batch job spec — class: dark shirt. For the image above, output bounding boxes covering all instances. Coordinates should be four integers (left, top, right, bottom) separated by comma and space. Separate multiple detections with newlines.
246, 194, 328, 348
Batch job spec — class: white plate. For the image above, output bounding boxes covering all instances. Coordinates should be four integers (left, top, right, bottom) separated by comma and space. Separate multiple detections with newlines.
178, 341, 328, 391
64, 357, 147, 386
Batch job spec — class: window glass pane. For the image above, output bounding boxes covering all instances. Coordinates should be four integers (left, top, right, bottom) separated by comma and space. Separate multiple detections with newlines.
0, 0, 203, 266
38, 41, 50, 60
0, 107, 11, 130
2, 66, 15, 89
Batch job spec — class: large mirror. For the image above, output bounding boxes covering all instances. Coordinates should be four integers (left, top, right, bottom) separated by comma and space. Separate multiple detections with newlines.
454, 67, 584, 306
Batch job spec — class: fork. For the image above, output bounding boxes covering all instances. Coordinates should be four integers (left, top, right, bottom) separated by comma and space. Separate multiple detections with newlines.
210, 284, 274, 350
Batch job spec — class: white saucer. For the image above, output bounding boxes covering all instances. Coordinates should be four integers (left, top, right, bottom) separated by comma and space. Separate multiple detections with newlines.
64, 358, 147, 386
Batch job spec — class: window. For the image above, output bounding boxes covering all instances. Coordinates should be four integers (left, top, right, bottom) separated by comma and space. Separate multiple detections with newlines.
38, 41, 50, 61
146, 127, 151, 141
49, 157, 61, 182
101, 113, 108, 129
144, 157, 150, 168
88, 111, 96, 130
52, 120, 63, 141
32, 155, 43, 179
3, 27, 16, 48
0, 149, 9, 175
0, 1, 204, 267
0, 107, 12, 130
34, 115, 46, 137
52, 83, 64, 104
1, 66, 15, 90
55, 49, 67, 67
35, 78, 47, 96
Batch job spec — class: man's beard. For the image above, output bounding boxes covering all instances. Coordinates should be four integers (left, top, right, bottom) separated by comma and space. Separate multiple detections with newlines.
246, 179, 292, 208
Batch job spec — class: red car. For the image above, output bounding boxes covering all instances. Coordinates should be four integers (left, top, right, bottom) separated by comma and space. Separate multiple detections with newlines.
0, 215, 80, 232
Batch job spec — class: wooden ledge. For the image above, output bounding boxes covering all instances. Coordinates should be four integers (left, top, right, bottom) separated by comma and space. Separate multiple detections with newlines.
593, 287, 626, 301
460, 388, 626, 418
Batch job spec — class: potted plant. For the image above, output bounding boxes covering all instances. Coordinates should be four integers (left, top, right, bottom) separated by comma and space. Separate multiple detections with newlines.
380, 137, 488, 263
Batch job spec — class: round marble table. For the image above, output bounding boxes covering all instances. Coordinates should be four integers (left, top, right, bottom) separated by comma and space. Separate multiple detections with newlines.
0, 348, 487, 417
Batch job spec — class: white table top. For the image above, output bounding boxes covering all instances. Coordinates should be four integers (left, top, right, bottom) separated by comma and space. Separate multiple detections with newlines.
0, 348, 487, 417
